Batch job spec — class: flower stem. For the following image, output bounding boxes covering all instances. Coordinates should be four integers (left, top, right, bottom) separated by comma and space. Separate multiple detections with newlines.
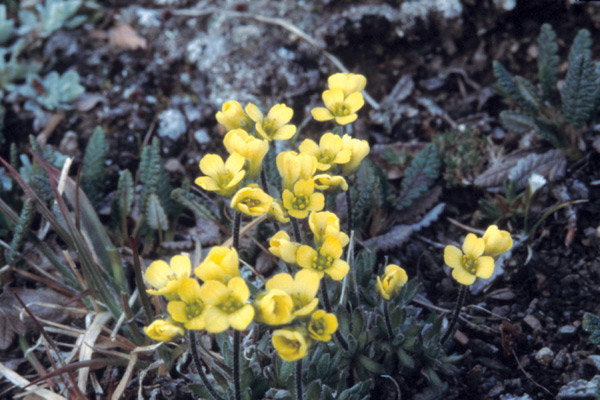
233, 330, 241, 400
320, 280, 349, 350
383, 300, 394, 339
295, 358, 303, 400
232, 212, 241, 251
291, 217, 302, 243
188, 331, 224, 400
345, 186, 353, 234
260, 168, 270, 195
440, 284, 467, 345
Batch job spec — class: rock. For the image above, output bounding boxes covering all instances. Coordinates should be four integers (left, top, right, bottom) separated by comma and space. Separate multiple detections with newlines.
557, 375, 600, 399
535, 347, 555, 367
499, 395, 532, 400
588, 355, 600, 371
559, 325, 578, 338
158, 109, 187, 140
552, 348, 569, 370
523, 314, 542, 332
193, 129, 211, 144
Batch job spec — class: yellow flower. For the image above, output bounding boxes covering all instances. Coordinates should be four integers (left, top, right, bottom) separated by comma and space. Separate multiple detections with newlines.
246, 103, 296, 141
200, 277, 255, 333
194, 246, 240, 284
215, 100, 253, 132
276, 151, 318, 191
311, 89, 364, 125
298, 133, 352, 171
254, 289, 295, 325
482, 225, 513, 258
313, 174, 348, 192
272, 328, 310, 362
340, 134, 370, 176
444, 233, 495, 286
307, 310, 338, 342
327, 73, 367, 97
145, 255, 192, 300
296, 237, 349, 280
144, 319, 185, 341
195, 153, 246, 198
376, 264, 408, 301
282, 179, 325, 219
308, 211, 349, 248
266, 270, 320, 317
268, 199, 290, 223
231, 185, 273, 217
269, 231, 301, 264
223, 129, 269, 179
167, 278, 206, 330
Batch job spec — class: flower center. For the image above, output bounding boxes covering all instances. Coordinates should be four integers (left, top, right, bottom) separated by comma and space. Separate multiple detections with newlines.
185, 299, 204, 320
218, 294, 243, 314
331, 102, 351, 117
217, 171, 234, 188
292, 195, 309, 210
310, 318, 326, 336
461, 255, 478, 275
312, 254, 334, 271
241, 198, 261, 208
318, 150, 335, 164
262, 118, 277, 137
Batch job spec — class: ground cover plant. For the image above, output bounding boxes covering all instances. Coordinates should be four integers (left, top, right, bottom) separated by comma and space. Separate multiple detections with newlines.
1, 1, 600, 399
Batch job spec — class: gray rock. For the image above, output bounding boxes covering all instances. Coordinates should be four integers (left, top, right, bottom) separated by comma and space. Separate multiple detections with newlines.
559, 325, 578, 338
499, 395, 532, 400
523, 314, 542, 333
158, 109, 186, 140
557, 375, 600, 399
193, 129, 211, 144
587, 355, 600, 371
535, 347, 555, 367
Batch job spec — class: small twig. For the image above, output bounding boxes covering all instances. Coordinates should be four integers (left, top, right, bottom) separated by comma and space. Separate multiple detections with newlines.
512, 349, 553, 396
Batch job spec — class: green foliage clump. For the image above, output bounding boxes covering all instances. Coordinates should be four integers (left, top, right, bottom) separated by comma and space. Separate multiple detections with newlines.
395, 143, 440, 211
434, 127, 483, 186
495, 23, 600, 159
81, 126, 107, 206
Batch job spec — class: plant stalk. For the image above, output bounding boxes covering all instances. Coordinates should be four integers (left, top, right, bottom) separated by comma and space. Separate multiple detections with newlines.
188, 331, 224, 400
441, 284, 467, 344
291, 217, 302, 243
383, 300, 394, 339
295, 358, 303, 400
345, 186, 353, 234
233, 212, 241, 251
320, 280, 349, 350
233, 330, 241, 400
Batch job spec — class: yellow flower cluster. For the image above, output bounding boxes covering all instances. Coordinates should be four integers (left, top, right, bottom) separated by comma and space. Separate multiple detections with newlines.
146, 72, 369, 361
144, 247, 255, 341
444, 225, 513, 286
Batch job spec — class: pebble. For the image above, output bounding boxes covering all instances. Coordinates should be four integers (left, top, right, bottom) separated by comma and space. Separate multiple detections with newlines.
587, 355, 600, 371
499, 395, 532, 400
523, 314, 542, 332
193, 129, 211, 144
158, 109, 187, 140
552, 348, 569, 370
557, 375, 600, 399
535, 347, 555, 367
559, 325, 578, 338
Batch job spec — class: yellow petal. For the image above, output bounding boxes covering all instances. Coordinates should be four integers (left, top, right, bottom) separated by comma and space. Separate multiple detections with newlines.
169, 255, 191, 279
311, 107, 334, 121
345, 92, 364, 112
167, 301, 188, 323
273, 124, 296, 140
452, 268, 476, 286
322, 89, 344, 109
335, 114, 358, 125
228, 277, 250, 302
145, 260, 170, 289
203, 307, 229, 333
299, 139, 320, 156
268, 104, 293, 125
266, 273, 294, 294
476, 256, 495, 279
177, 278, 202, 303
245, 103, 263, 122
327, 259, 349, 280
444, 245, 463, 269
229, 304, 254, 330
295, 269, 320, 298
185, 315, 205, 330
199, 154, 224, 177
296, 245, 317, 269
308, 193, 325, 212
463, 234, 484, 258
199, 280, 228, 304
194, 176, 220, 191
225, 152, 246, 173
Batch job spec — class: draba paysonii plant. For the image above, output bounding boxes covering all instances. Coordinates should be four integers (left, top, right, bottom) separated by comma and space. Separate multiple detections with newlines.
142, 72, 371, 400
441, 225, 513, 344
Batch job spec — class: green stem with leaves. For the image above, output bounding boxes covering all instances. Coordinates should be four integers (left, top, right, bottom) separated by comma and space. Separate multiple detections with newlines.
441, 284, 467, 345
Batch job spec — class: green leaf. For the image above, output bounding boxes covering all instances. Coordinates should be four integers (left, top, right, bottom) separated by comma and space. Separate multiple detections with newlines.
358, 355, 384, 374
583, 312, 600, 344
534, 118, 567, 149
395, 143, 440, 211
116, 169, 134, 217
514, 76, 541, 111
499, 110, 536, 134
561, 52, 598, 127
170, 187, 220, 225
6, 198, 34, 265
139, 138, 162, 217
305, 381, 322, 400
81, 126, 107, 206
568, 29, 592, 67
146, 194, 168, 231
537, 23, 559, 103
493, 61, 536, 111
